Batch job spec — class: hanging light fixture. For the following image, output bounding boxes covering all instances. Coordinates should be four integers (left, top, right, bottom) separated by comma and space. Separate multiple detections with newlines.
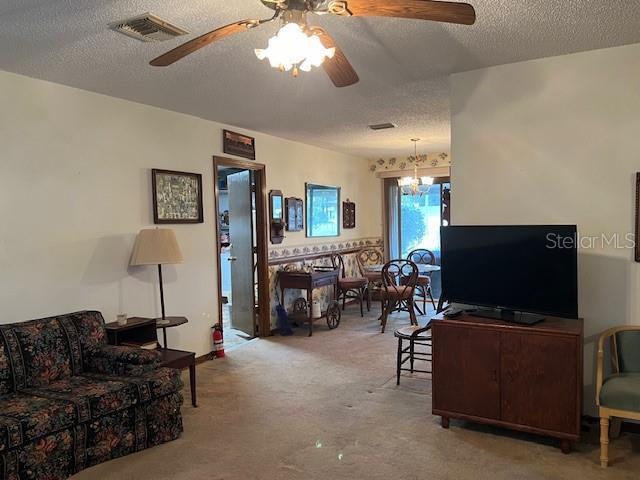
398, 139, 434, 196
254, 11, 335, 77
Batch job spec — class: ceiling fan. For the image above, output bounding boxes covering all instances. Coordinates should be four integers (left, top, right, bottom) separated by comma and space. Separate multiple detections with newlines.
150, 0, 476, 88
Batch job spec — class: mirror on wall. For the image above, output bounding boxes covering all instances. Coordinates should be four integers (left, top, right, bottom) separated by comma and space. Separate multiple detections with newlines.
306, 183, 340, 238
269, 189, 285, 244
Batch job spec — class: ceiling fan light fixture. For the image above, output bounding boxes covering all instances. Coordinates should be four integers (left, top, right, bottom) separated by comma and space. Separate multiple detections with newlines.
254, 22, 335, 76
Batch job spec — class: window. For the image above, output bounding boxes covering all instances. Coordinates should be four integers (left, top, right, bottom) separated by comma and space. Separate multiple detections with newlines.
386, 177, 451, 299
306, 183, 340, 237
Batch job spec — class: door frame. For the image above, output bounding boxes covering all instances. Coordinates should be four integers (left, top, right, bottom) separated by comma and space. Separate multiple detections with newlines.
213, 156, 271, 338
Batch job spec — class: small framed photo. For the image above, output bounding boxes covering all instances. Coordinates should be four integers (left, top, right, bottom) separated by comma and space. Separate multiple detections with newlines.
285, 197, 304, 232
152, 169, 204, 224
343, 200, 356, 229
223, 129, 256, 160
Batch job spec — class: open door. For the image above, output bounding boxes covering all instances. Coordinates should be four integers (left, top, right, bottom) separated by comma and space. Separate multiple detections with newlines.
227, 170, 256, 337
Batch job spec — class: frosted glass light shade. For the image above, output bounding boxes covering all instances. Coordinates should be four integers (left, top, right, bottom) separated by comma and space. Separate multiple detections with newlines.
255, 23, 335, 74
130, 228, 184, 266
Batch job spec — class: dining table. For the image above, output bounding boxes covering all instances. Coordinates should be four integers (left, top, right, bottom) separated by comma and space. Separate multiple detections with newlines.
365, 263, 441, 274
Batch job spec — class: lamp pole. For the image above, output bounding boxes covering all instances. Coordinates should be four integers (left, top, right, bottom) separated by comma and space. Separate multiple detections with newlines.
158, 264, 166, 320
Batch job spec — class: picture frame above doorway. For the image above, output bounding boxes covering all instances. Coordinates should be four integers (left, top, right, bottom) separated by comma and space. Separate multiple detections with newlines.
223, 129, 256, 161
152, 169, 204, 224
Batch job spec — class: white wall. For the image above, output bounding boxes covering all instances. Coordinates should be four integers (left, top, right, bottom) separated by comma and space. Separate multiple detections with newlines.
450, 42, 640, 414
0, 70, 381, 356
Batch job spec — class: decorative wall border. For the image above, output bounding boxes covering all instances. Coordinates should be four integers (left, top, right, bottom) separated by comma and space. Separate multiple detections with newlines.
368, 152, 451, 174
268, 237, 383, 265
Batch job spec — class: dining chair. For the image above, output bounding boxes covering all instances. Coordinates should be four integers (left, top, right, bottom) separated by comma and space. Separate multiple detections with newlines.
380, 259, 419, 333
331, 253, 369, 317
407, 249, 437, 315
357, 247, 384, 309
395, 322, 432, 385
596, 325, 640, 467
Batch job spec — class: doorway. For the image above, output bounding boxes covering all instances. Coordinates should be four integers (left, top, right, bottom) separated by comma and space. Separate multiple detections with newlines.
385, 177, 451, 299
214, 157, 270, 346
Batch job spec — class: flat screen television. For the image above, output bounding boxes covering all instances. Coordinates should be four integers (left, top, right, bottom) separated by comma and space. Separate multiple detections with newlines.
440, 225, 578, 322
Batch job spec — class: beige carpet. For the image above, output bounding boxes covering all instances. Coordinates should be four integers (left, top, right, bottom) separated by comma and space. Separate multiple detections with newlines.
74, 308, 640, 479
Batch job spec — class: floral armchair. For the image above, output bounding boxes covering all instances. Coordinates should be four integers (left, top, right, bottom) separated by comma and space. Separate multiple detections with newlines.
0, 311, 183, 480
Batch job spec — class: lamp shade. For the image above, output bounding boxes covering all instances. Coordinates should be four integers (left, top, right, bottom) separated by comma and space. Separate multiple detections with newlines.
130, 228, 184, 266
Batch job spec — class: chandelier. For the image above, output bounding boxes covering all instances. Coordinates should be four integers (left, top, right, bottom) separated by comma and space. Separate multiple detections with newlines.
254, 12, 336, 77
398, 139, 434, 196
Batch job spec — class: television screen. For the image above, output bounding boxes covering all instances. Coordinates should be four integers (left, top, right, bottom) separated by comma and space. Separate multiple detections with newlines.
440, 225, 578, 319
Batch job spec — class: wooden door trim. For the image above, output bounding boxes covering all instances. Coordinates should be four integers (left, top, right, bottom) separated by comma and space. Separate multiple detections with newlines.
213, 156, 271, 338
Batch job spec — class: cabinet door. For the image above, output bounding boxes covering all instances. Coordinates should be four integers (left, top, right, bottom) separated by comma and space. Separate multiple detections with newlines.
500, 332, 578, 435
433, 323, 501, 420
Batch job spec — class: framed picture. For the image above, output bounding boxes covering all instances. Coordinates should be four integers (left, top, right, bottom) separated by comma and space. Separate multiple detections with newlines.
306, 183, 340, 238
152, 169, 204, 224
636, 173, 640, 262
285, 197, 304, 232
343, 200, 356, 229
223, 129, 256, 160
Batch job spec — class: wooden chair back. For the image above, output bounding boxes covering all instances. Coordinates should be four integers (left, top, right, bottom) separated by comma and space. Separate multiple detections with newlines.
381, 259, 419, 296
407, 249, 436, 266
330, 253, 347, 278
357, 248, 383, 275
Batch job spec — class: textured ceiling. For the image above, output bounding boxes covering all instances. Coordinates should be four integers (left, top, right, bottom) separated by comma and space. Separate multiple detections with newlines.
1, 1, 640, 157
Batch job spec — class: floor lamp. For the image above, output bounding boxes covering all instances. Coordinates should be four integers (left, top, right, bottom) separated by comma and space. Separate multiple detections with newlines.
130, 228, 184, 326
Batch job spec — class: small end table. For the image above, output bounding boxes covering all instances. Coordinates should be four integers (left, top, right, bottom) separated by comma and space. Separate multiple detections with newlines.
155, 316, 188, 348
160, 348, 197, 407
105, 316, 197, 407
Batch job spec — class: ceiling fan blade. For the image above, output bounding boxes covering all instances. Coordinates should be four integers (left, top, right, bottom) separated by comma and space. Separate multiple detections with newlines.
330, 0, 476, 25
310, 27, 359, 88
150, 20, 261, 66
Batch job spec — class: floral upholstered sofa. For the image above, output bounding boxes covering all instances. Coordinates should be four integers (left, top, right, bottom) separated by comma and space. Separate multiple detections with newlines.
0, 311, 183, 480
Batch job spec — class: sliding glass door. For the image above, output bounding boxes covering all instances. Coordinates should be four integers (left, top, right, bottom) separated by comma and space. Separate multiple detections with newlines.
386, 178, 450, 298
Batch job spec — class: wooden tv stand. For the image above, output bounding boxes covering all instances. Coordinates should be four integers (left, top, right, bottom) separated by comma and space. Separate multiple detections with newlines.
431, 312, 583, 453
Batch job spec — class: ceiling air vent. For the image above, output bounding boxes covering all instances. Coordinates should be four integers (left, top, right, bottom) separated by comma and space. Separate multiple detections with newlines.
110, 13, 188, 43
368, 123, 397, 131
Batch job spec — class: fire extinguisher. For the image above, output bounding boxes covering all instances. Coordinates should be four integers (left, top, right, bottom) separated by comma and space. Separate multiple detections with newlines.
212, 325, 225, 358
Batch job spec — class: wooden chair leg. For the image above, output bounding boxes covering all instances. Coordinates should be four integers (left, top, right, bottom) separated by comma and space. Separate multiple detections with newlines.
381, 300, 395, 333
600, 415, 610, 468
422, 285, 427, 314
366, 285, 371, 312
410, 339, 415, 372
342, 290, 346, 311
359, 288, 364, 317
408, 299, 418, 326
428, 286, 436, 310
396, 337, 403, 385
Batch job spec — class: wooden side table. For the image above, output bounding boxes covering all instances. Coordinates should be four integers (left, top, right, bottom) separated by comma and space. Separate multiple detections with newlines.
155, 316, 188, 348
159, 348, 197, 408
105, 317, 197, 407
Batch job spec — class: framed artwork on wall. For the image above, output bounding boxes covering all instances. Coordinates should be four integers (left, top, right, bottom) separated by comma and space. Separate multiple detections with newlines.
343, 200, 356, 229
636, 172, 640, 262
223, 129, 256, 160
306, 183, 340, 238
285, 197, 304, 232
152, 169, 204, 224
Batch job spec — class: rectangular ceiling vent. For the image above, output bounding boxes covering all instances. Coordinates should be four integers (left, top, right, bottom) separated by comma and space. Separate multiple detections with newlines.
368, 123, 397, 131
110, 13, 188, 43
